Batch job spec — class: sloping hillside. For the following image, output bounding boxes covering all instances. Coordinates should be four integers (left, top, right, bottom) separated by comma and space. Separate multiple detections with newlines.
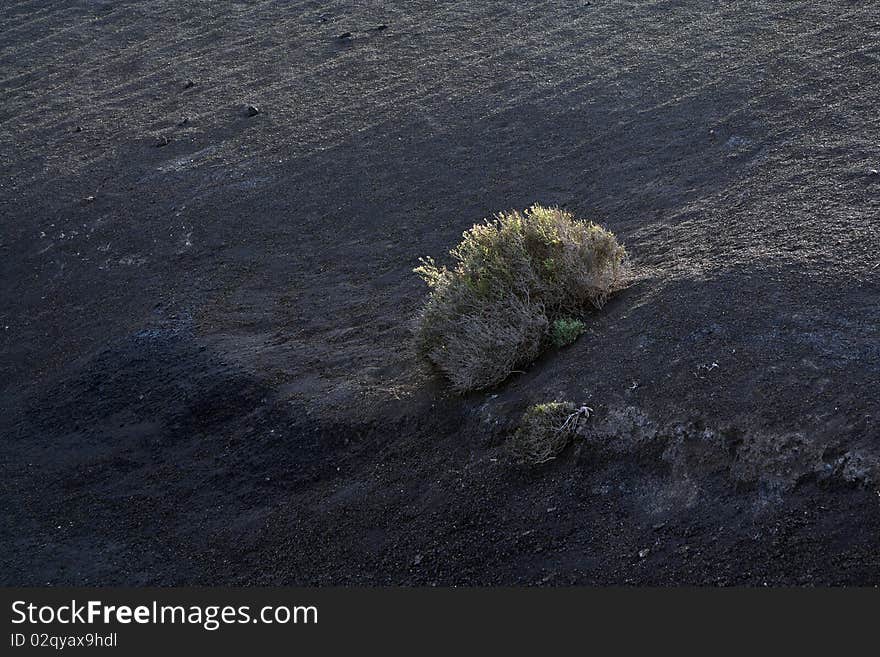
2, 0, 879, 584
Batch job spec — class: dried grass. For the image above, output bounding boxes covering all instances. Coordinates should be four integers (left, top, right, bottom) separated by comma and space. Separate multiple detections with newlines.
509, 402, 591, 464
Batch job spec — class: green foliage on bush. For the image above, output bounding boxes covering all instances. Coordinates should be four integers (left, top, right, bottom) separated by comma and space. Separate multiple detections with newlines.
413, 204, 626, 392
551, 317, 586, 348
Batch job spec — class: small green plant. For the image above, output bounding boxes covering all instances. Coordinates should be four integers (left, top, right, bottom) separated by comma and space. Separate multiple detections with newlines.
509, 401, 591, 464
551, 317, 586, 348
413, 204, 626, 392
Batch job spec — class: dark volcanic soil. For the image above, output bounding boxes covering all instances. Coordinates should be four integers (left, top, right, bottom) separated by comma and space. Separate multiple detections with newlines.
2, 1, 880, 585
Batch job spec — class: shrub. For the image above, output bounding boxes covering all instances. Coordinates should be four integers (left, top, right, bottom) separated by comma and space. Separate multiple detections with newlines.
551, 317, 586, 348
509, 401, 591, 464
413, 204, 626, 392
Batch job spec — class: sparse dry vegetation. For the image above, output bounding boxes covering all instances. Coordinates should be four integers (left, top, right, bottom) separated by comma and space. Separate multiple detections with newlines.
509, 401, 591, 464
414, 205, 626, 392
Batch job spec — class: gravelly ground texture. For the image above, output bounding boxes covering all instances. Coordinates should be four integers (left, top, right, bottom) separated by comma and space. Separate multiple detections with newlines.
2, 0, 879, 585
